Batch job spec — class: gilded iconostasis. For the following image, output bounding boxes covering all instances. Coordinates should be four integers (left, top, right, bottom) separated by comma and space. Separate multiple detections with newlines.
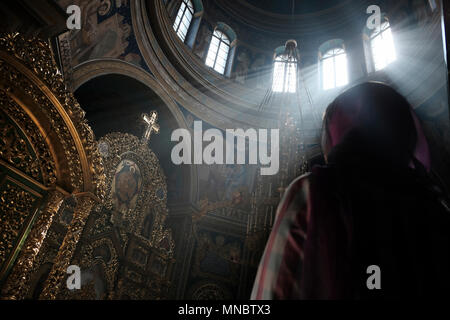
0, 0, 449, 301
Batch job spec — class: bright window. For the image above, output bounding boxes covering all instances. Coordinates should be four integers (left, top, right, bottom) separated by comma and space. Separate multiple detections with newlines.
321, 48, 349, 90
205, 30, 230, 75
371, 21, 397, 71
272, 54, 297, 93
173, 0, 194, 42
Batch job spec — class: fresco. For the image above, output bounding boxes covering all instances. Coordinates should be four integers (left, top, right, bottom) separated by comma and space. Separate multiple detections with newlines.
56, 0, 145, 69
181, 108, 256, 214
192, 231, 243, 283
193, 20, 213, 60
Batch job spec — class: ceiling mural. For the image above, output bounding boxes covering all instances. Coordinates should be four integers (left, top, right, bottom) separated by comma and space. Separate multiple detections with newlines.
56, 0, 147, 70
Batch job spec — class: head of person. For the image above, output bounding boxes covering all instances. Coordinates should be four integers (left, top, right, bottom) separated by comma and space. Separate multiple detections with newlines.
321, 82, 430, 171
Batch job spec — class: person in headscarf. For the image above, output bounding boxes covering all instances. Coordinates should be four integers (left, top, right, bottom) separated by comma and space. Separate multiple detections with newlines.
251, 82, 450, 300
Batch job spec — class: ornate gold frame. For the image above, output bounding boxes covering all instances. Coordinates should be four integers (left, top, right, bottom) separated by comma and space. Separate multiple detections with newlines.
0, 33, 106, 300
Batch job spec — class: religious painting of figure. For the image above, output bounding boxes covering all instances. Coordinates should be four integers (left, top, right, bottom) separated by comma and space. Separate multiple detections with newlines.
233, 48, 251, 84
250, 54, 269, 89
193, 22, 213, 60
56, 0, 141, 68
195, 233, 242, 282
199, 236, 231, 277
199, 163, 255, 211
223, 165, 249, 201
111, 159, 142, 214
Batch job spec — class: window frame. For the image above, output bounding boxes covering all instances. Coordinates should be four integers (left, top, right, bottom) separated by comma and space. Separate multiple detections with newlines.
272, 53, 298, 93
205, 29, 231, 75
370, 21, 397, 71
320, 47, 349, 90
173, 0, 195, 42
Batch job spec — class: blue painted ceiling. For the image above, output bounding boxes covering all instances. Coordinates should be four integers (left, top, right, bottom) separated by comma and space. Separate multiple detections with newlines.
242, 0, 344, 15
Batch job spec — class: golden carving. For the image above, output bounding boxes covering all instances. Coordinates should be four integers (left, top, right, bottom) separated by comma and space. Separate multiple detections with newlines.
39, 196, 96, 300
0, 183, 39, 270
0, 32, 106, 198
59, 237, 119, 300
0, 32, 106, 300
61, 132, 175, 300
99, 133, 174, 254
81, 238, 119, 296
0, 190, 65, 300
0, 109, 45, 184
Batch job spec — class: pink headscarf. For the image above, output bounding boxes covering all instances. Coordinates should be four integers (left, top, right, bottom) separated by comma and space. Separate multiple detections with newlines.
324, 82, 431, 172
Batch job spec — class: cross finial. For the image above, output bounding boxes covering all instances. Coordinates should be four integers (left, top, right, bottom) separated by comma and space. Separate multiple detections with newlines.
141, 111, 160, 144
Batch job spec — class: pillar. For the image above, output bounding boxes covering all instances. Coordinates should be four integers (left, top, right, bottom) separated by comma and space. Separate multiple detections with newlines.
39, 195, 96, 300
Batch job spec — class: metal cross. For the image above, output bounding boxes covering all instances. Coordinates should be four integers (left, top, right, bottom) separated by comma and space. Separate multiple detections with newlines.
141, 111, 160, 144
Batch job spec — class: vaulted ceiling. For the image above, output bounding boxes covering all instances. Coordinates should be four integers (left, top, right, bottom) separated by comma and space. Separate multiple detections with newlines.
242, 0, 349, 15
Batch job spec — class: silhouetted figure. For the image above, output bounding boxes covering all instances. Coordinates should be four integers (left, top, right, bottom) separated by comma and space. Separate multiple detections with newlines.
252, 82, 450, 299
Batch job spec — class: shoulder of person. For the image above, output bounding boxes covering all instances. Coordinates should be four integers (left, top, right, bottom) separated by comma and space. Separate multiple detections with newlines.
278, 173, 313, 214
285, 172, 312, 197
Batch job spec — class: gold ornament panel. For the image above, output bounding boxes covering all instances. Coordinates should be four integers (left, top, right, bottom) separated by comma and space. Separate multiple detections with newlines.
61, 237, 119, 300
0, 32, 106, 300
98, 132, 173, 252
0, 96, 56, 186
0, 32, 106, 198
0, 180, 43, 280
63, 132, 175, 300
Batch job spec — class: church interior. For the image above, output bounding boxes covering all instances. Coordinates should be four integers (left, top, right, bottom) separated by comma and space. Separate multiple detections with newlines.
0, 0, 449, 300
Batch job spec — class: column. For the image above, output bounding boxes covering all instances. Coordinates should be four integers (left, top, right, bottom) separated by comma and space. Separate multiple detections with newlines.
166, 202, 197, 299
39, 195, 96, 300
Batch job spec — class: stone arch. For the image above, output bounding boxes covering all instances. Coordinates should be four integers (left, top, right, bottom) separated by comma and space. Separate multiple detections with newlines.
71, 58, 198, 204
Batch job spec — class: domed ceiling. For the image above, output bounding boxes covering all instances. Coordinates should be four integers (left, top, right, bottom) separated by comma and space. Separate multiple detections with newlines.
242, 0, 349, 15
212, 0, 369, 36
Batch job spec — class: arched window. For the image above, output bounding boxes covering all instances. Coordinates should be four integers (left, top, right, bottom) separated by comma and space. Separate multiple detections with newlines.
173, 0, 194, 42
321, 48, 349, 90
205, 29, 230, 75
370, 21, 396, 71
272, 52, 297, 93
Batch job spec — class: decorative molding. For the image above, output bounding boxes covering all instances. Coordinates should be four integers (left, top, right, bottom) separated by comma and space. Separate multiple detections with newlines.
99, 133, 172, 248
39, 196, 96, 299
0, 32, 106, 198
1, 190, 65, 300
132, 0, 279, 131
0, 32, 106, 299
0, 95, 56, 186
